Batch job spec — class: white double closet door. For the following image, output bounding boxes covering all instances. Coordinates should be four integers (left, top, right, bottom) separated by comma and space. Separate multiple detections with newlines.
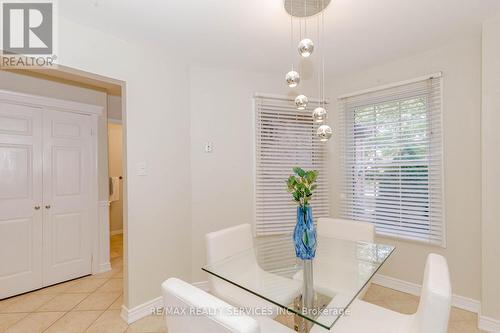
0, 101, 93, 299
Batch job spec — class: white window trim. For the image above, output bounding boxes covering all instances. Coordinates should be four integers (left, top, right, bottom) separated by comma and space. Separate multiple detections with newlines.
338, 72, 443, 99
338, 74, 446, 247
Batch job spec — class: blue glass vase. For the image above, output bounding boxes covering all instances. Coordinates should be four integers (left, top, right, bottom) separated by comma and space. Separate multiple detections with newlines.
293, 205, 317, 260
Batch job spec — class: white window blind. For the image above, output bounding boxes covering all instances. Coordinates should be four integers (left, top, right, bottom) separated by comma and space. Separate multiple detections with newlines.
255, 94, 329, 236
338, 76, 445, 246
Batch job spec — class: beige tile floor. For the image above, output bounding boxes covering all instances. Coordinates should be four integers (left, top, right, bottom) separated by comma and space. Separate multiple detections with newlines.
0, 234, 166, 333
0, 234, 484, 332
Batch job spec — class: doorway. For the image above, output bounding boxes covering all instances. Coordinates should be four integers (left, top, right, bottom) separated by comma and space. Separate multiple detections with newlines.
107, 95, 124, 286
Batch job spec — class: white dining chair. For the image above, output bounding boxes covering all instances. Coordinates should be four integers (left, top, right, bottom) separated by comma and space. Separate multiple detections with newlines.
317, 217, 375, 242
205, 224, 301, 318
162, 278, 295, 333
294, 217, 375, 298
310, 253, 452, 333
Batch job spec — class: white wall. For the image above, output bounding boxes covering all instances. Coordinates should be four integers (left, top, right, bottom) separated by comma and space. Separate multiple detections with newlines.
327, 34, 483, 301
481, 14, 500, 322
189, 66, 318, 281
58, 17, 192, 310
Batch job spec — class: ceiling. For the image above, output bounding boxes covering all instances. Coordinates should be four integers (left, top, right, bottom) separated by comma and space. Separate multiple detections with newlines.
60, 0, 500, 75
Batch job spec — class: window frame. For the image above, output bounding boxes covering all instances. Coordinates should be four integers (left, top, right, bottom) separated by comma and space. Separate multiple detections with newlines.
338, 74, 446, 247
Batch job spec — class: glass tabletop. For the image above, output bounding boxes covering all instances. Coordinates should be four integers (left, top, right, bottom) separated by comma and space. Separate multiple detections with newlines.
202, 235, 395, 331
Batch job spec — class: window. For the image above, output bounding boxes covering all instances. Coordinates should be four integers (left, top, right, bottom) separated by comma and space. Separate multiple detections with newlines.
254, 94, 329, 236
338, 76, 444, 245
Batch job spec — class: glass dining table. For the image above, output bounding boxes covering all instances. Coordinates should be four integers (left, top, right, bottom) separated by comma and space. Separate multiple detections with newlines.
202, 234, 395, 332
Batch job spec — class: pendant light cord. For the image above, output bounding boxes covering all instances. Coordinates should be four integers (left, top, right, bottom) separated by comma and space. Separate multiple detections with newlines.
290, 0, 294, 70
317, 5, 321, 107
321, 0, 325, 108
304, 0, 307, 36
299, 8, 302, 41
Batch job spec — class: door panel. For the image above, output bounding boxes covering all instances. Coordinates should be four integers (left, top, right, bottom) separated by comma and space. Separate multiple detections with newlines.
0, 218, 35, 276
0, 144, 31, 199
0, 112, 33, 135
53, 213, 83, 264
0, 102, 43, 299
43, 110, 92, 285
53, 147, 82, 196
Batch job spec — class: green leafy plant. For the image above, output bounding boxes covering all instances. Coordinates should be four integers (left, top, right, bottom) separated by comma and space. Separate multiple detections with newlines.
286, 167, 318, 207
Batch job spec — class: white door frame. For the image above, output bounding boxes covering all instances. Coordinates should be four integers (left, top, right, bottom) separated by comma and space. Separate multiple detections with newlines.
0, 89, 106, 276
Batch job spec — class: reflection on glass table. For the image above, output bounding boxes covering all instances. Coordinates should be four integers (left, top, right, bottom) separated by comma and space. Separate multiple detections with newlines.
202, 234, 395, 332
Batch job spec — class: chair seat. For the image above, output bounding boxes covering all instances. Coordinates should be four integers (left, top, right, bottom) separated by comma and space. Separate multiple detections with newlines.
310, 300, 411, 333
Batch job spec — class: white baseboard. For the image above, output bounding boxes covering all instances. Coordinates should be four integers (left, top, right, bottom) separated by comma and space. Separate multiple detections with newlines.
452, 294, 481, 314
372, 274, 420, 296
120, 297, 163, 324
479, 315, 500, 333
372, 273, 481, 313
110, 229, 123, 236
120, 281, 210, 324
192, 281, 210, 292
96, 262, 111, 274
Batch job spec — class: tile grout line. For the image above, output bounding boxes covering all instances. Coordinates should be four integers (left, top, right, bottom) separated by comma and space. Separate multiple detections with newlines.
39, 264, 120, 332
82, 291, 126, 333
0, 292, 59, 314
74, 254, 124, 332
40, 289, 96, 333
0, 311, 30, 331
81, 250, 124, 333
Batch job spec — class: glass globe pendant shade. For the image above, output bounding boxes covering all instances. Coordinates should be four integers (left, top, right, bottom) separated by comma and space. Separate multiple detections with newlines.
285, 70, 300, 88
313, 107, 327, 123
317, 124, 333, 142
298, 38, 314, 57
295, 95, 309, 110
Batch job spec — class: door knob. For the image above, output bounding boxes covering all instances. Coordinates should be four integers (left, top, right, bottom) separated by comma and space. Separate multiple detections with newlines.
45, 205, 51, 209
34, 205, 40, 210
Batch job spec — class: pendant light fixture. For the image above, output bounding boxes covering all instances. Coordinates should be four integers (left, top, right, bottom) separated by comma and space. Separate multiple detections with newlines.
313, 106, 327, 123
285, 0, 300, 88
317, 124, 333, 142
298, 38, 314, 58
314, 0, 332, 139
298, 0, 314, 58
286, 70, 300, 88
295, 95, 308, 110
312, 4, 326, 124
283, 0, 332, 142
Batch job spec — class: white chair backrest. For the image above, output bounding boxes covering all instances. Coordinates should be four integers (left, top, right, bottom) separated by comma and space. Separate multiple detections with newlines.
411, 254, 452, 333
205, 224, 256, 295
162, 278, 260, 333
317, 218, 375, 243
206, 224, 254, 264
